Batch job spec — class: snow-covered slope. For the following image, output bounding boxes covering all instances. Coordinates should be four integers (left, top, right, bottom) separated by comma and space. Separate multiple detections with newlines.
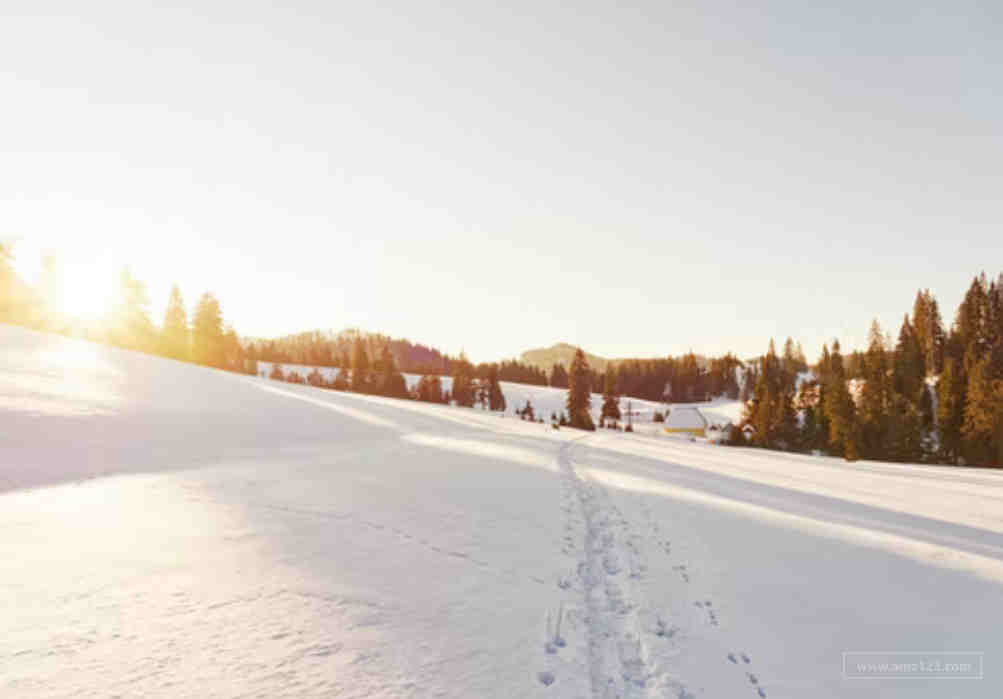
4, 325, 1002, 698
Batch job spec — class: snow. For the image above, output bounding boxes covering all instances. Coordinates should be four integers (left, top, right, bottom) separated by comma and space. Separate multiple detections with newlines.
664, 406, 706, 430
4, 324, 1003, 698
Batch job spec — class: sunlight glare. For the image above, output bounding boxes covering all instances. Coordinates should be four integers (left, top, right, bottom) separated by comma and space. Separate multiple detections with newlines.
61, 261, 117, 320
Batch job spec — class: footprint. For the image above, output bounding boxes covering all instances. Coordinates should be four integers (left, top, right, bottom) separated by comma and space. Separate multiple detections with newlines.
655, 618, 677, 638
728, 653, 738, 664
537, 671, 555, 686
757, 688, 766, 698
747, 672, 758, 685
742, 653, 751, 664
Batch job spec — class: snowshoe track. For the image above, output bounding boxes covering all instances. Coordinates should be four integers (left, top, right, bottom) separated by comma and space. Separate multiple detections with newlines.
551, 438, 688, 699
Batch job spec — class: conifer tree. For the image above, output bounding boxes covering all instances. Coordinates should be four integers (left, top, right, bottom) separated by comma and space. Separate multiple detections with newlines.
549, 363, 569, 388
600, 370, 621, 424
415, 374, 444, 403
162, 284, 189, 360
521, 399, 535, 421
334, 350, 350, 390
191, 292, 224, 368
566, 348, 595, 430
823, 340, 859, 460
378, 345, 408, 398
109, 268, 154, 351
962, 357, 1003, 465
858, 320, 891, 458
744, 339, 798, 449
747, 342, 777, 446
956, 275, 990, 382
936, 354, 965, 462
307, 367, 324, 386
814, 345, 832, 453
487, 365, 506, 411
781, 337, 800, 385
886, 392, 924, 463
222, 326, 243, 371
926, 296, 946, 374
893, 315, 925, 401
794, 380, 820, 451
451, 354, 476, 407
351, 337, 370, 393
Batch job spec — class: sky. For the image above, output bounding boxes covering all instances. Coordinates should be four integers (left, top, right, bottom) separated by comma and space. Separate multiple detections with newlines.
3, 1, 1001, 363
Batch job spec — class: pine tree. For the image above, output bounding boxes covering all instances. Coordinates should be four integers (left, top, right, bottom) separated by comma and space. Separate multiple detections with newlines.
748, 341, 779, 447
451, 354, 475, 407
191, 292, 224, 368
109, 268, 154, 351
351, 337, 370, 393
744, 339, 797, 449
549, 363, 569, 388
378, 345, 408, 398
957, 275, 990, 372
814, 345, 832, 453
927, 296, 946, 374
162, 284, 189, 360
308, 368, 324, 387
823, 340, 859, 460
962, 357, 1003, 465
222, 326, 243, 370
781, 337, 799, 385
987, 276, 1003, 385
795, 380, 821, 451
566, 348, 595, 430
334, 350, 350, 390
415, 374, 444, 403
893, 315, 925, 401
487, 365, 506, 411
858, 320, 891, 458
937, 356, 965, 462
600, 370, 621, 424
886, 393, 924, 463
521, 399, 535, 421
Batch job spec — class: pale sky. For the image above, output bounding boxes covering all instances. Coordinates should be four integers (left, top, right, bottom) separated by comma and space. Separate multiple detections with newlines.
3, 1, 1000, 362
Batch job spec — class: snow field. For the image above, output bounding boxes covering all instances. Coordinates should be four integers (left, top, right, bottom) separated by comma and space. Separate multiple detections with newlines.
4, 325, 1003, 698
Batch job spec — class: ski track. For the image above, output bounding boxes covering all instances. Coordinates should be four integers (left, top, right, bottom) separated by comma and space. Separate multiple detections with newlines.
537, 436, 771, 699
540, 437, 687, 699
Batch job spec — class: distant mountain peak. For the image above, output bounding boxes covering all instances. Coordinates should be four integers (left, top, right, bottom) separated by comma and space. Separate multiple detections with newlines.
519, 344, 609, 371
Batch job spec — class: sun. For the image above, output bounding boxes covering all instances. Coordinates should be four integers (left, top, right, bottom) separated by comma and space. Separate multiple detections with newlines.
58, 261, 117, 320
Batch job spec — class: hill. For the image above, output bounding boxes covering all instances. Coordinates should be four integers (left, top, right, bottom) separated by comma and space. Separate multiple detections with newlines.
519, 343, 715, 374
5, 324, 1003, 697
519, 343, 610, 372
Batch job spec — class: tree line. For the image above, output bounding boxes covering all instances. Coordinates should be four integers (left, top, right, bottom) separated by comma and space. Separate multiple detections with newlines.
547, 351, 750, 404
0, 248, 251, 374
741, 274, 1003, 466
5, 245, 1000, 464
0, 248, 535, 390
267, 337, 508, 410
249, 330, 549, 385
